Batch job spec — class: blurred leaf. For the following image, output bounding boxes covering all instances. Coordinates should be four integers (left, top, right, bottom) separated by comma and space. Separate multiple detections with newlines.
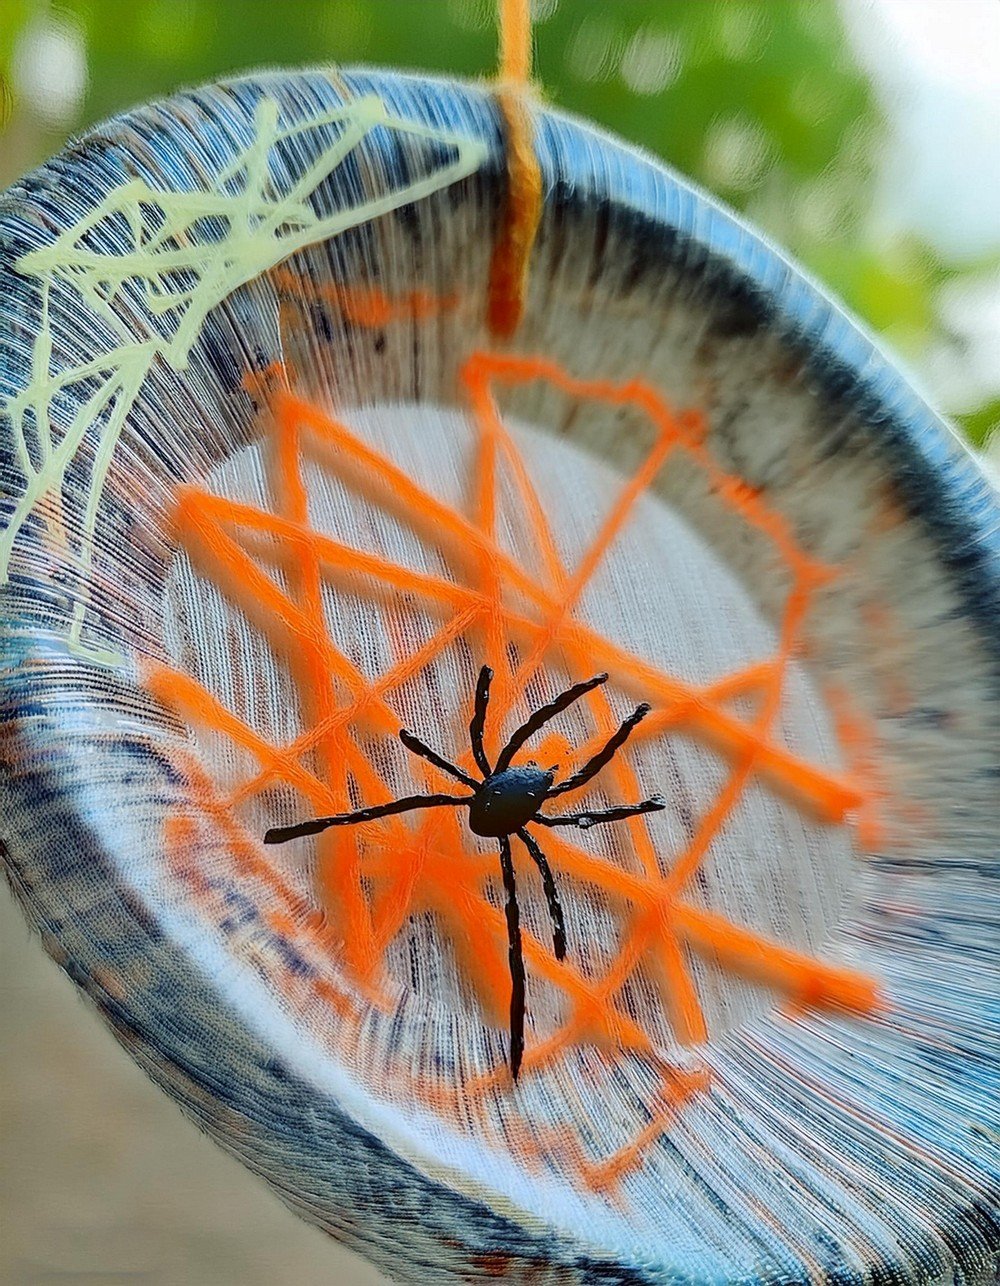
959, 399, 1000, 450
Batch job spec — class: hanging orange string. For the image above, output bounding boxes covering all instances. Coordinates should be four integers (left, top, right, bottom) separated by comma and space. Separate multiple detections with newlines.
487, 0, 543, 340
498, 0, 533, 83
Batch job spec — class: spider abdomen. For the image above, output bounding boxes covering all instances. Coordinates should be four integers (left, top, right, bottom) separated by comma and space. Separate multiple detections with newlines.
468, 766, 554, 838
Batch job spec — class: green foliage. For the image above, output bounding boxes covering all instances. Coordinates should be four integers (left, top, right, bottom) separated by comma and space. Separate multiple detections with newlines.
962, 398, 1000, 449
0, 0, 996, 447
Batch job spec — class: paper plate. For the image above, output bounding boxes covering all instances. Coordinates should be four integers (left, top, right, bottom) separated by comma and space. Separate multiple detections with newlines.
1, 68, 998, 1284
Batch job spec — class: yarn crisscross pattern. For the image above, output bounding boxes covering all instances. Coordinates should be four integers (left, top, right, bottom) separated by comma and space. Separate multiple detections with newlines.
146, 330, 880, 1189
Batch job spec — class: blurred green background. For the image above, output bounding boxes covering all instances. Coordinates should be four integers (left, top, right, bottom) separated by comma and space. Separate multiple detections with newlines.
1, 0, 997, 449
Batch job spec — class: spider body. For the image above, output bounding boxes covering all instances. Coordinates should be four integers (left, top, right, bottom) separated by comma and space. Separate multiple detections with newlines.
468, 765, 554, 837
265, 666, 664, 1079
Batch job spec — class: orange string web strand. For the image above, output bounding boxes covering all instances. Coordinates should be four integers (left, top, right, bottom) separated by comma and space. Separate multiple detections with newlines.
269, 398, 376, 980
448, 355, 879, 1174
457, 364, 853, 1075
161, 774, 358, 1023
272, 266, 459, 328
147, 242, 887, 1181
487, 0, 543, 340
149, 329, 884, 1189
460, 353, 709, 1049
256, 387, 860, 823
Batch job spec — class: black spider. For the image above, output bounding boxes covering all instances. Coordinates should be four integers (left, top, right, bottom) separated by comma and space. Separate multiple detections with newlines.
264, 666, 664, 1080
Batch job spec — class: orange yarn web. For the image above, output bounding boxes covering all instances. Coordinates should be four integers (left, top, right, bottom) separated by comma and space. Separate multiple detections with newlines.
144, 281, 882, 1187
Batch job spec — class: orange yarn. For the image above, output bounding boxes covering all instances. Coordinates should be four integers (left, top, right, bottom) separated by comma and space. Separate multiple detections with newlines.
498, 0, 533, 84
160, 765, 358, 1019
151, 340, 882, 1189
272, 267, 459, 327
487, 0, 543, 339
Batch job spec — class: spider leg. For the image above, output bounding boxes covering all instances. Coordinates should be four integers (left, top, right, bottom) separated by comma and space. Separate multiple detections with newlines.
497, 834, 526, 1082
264, 793, 471, 844
399, 729, 479, 788
517, 828, 566, 960
547, 702, 652, 798
535, 795, 666, 831
469, 665, 493, 776
495, 672, 609, 773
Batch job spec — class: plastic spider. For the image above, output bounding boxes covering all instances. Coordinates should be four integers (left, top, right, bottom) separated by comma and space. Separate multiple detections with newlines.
264, 666, 664, 1079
